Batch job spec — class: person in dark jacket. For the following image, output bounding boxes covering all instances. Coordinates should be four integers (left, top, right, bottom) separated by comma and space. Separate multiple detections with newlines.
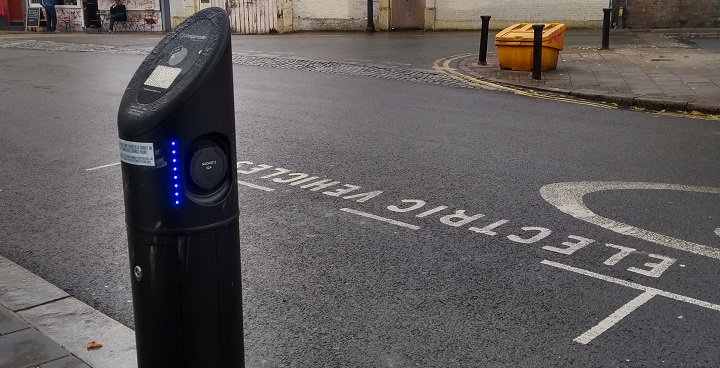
43, 0, 57, 33
108, 0, 126, 33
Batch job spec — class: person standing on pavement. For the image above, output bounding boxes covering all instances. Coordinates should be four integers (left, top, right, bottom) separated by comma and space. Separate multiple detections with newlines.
43, 0, 57, 33
108, 0, 127, 33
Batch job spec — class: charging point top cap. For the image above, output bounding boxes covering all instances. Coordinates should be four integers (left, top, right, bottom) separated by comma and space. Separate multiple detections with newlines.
118, 7, 230, 138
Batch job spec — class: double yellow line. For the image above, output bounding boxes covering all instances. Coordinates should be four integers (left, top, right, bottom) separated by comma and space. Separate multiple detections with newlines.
433, 54, 720, 122
433, 54, 616, 109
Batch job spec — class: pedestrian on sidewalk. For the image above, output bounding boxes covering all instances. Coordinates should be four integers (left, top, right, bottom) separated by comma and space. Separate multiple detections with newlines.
43, 0, 57, 33
108, 0, 127, 33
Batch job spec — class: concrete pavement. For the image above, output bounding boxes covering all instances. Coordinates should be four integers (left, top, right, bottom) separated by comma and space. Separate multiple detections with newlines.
0, 304, 88, 368
449, 29, 720, 115
0, 255, 136, 368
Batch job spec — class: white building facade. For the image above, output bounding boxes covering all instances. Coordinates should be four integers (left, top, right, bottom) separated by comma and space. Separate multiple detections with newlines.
12, 0, 715, 34
169, 0, 611, 34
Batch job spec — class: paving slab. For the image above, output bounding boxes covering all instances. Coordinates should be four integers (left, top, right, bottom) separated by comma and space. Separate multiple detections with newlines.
0, 328, 71, 368
0, 255, 136, 368
19, 298, 137, 368
451, 30, 720, 115
41, 356, 92, 368
0, 307, 29, 335
0, 257, 68, 311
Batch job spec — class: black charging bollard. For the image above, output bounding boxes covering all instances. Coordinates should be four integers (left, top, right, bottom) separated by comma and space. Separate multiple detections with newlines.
117, 7, 243, 368
532, 24, 544, 80
478, 15, 491, 65
602, 7, 612, 49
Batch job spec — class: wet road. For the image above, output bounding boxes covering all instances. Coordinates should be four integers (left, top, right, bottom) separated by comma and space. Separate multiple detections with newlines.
1, 41, 720, 367
0, 28, 673, 70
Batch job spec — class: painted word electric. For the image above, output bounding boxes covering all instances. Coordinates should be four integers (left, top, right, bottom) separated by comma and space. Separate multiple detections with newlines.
237, 161, 678, 278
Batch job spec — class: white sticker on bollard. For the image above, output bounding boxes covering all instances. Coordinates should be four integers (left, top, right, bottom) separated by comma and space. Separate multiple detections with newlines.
119, 139, 155, 167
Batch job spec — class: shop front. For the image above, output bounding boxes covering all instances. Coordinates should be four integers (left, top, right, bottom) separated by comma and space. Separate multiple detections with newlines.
25, 0, 84, 31
1, 0, 25, 28
96, 0, 163, 32
21, 0, 161, 32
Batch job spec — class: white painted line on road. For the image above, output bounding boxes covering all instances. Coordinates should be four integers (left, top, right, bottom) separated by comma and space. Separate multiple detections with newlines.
573, 291, 656, 345
542, 260, 720, 311
540, 181, 720, 260
85, 162, 121, 171
340, 208, 420, 230
345, 58, 372, 62
238, 180, 275, 192
542, 260, 720, 344
542, 260, 652, 292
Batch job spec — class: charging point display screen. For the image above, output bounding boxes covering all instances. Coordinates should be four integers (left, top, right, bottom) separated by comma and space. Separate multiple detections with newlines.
144, 65, 183, 89
136, 19, 212, 104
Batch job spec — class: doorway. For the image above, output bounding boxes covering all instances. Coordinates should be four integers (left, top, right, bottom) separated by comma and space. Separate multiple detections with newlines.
7, 0, 24, 24
226, 0, 282, 34
390, 0, 424, 30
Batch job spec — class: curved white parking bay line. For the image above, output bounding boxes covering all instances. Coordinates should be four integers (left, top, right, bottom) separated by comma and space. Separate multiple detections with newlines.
539, 181, 720, 260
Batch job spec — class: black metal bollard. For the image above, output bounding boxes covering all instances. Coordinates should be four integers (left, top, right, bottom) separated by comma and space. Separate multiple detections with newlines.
602, 7, 611, 49
532, 24, 544, 80
366, 0, 375, 32
479, 15, 491, 65
118, 8, 244, 367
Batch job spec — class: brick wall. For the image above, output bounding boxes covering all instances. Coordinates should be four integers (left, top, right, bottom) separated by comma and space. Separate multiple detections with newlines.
623, 0, 720, 28
434, 0, 610, 29
293, 0, 379, 31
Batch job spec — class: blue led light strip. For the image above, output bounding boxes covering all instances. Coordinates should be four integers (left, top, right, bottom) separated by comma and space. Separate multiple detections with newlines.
171, 141, 180, 206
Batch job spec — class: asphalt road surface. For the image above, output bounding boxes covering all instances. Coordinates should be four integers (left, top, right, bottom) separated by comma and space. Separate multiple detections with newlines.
1, 43, 720, 367
0, 29, 663, 71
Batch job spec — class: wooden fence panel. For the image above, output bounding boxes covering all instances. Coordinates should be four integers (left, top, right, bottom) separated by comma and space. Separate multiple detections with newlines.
227, 0, 284, 34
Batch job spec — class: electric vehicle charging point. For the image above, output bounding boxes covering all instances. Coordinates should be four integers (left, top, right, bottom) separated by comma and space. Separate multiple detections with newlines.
117, 7, 243, 368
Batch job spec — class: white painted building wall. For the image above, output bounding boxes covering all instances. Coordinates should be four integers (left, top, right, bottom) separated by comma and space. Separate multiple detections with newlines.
168, 0, 195, 28
292, 0, 379, 31
169, 0, 609, 34
434, 0, 611, 29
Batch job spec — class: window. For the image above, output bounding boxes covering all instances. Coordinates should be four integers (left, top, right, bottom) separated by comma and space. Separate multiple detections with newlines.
29, 0, 79, 6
